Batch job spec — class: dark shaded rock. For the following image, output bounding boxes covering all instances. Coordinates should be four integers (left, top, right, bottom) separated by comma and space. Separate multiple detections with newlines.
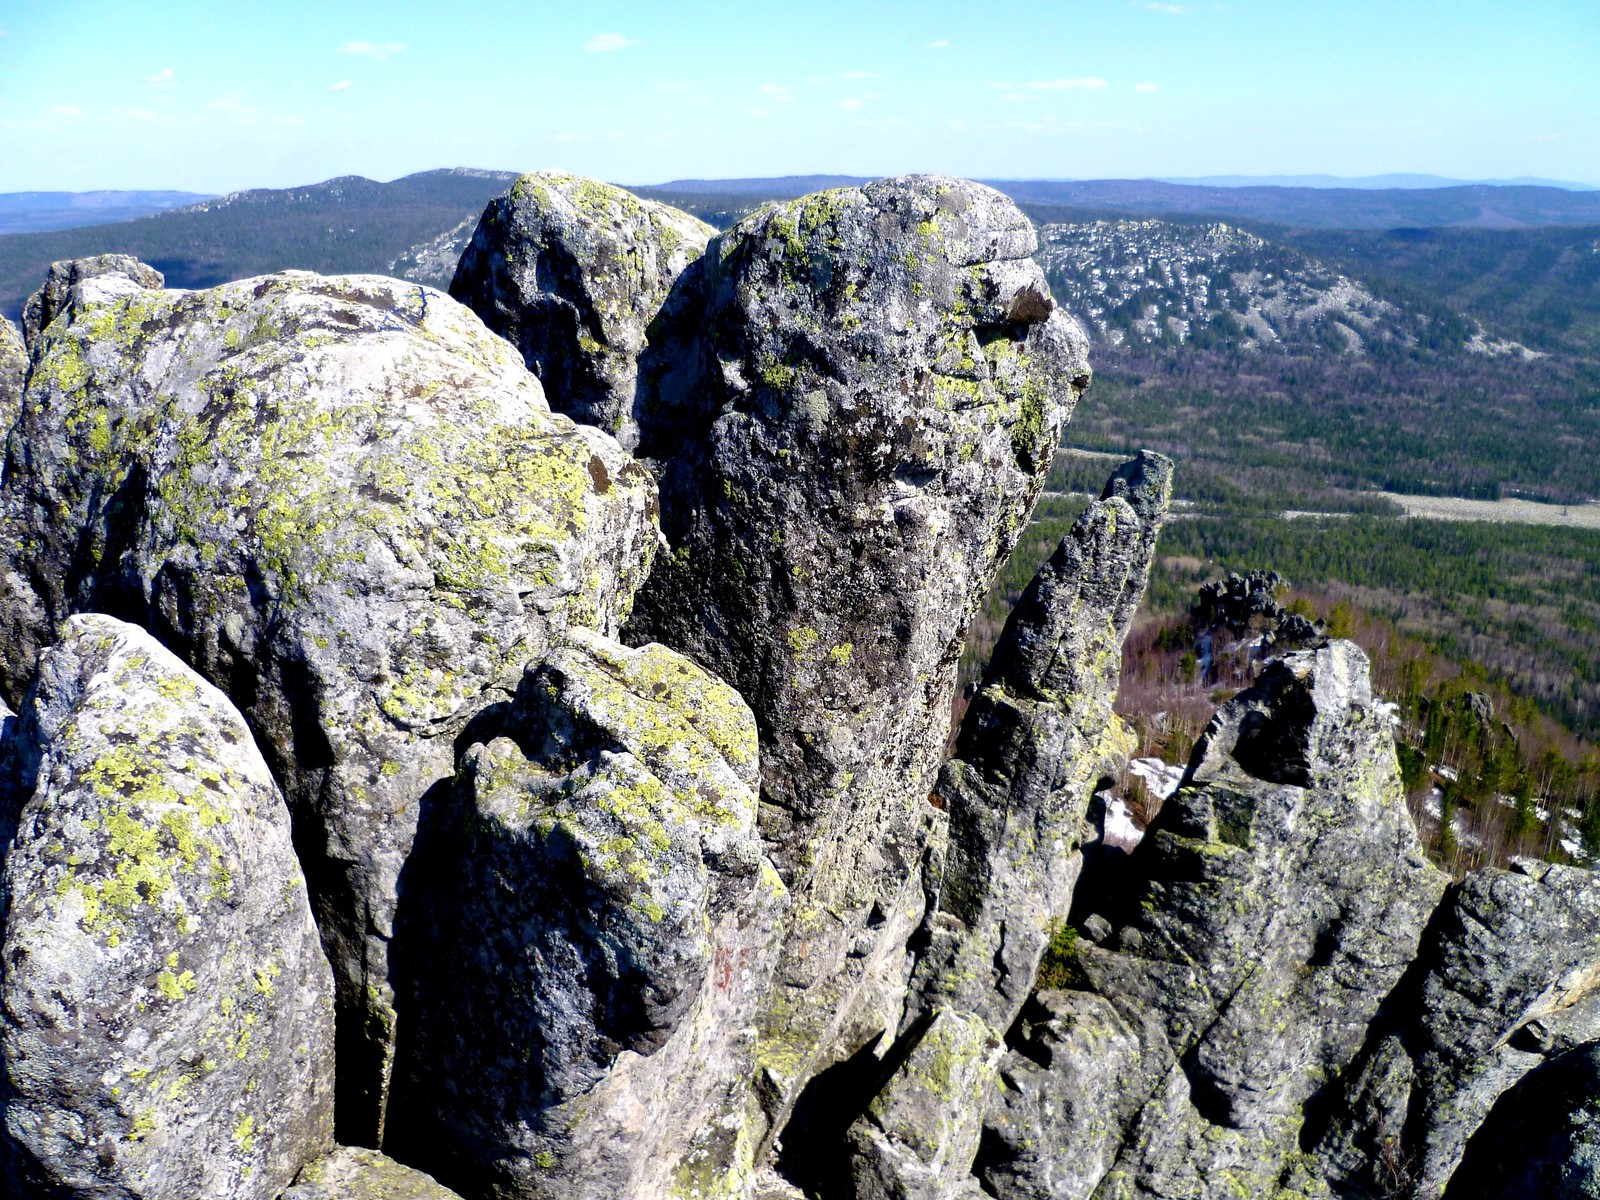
285, 1146, 464, 1200
0, 265, 658, 1142
0, 614, 334, 1199
21, 254, 163, 356
450, 172, 715, 446
387, 630, 784, 1200
623, 176, 1091, 1152
977, 641, 1445, 1200
1190, 569, 1286, 633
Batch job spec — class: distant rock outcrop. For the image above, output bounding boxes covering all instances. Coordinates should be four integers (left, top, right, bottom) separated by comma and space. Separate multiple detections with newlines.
451, 171, 715, 446
0, 615, 334, 1199
0, 267, 657, 1142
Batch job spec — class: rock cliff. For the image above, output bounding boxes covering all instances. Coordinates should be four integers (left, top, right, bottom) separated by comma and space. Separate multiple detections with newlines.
0, 171, 1594, 1200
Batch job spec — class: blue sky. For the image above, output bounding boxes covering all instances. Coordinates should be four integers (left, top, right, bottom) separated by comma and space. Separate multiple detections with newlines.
0, 0, 1595, 192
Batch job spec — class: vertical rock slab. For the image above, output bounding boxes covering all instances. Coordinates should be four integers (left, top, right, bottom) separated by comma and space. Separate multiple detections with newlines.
624, 176, 1091, 1150
1315, 858, 1600, 1198
450, 171, 715, 446
0, 266, 658, 1141
387, 630, 786, 1200
0, 316, 23, 446
976, 642, 1447, 1200
21, 254, 165, 357
0, 614, 334, 1199
845, 453, 1169, 1200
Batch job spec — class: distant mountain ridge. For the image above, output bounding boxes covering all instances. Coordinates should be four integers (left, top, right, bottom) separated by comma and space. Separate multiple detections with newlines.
1156, 173, 1598, 191
0, 190, 213, 236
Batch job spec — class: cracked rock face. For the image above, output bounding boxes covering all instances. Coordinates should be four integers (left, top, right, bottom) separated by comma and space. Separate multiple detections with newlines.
624, 175, 1091, 1150
0, 614, 334, 1200
0, 316, 23, 448
21, 254, 165, 358
450, 171, 715, 447
387, 629, 785, 1200
978, 641, 1447, 1200
0, 265, 658, 1142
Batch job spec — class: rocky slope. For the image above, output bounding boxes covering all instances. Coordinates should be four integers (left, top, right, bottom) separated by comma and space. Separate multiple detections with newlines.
0, 171, 1594, 1200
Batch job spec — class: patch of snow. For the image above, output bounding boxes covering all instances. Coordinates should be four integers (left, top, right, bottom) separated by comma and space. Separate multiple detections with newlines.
1101, 797, 1145, 854
1129, 757, 1185, 800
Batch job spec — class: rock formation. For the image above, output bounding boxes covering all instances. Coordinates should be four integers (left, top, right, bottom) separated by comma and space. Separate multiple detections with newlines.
0, 171, 1594, 1200
451, 171, 715, 447
0, 615, 334, 1199
0, 267, 657, 1142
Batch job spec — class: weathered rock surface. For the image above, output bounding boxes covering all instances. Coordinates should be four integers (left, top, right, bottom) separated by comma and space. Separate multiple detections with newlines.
0, 614, 334, 1199
0, 265, 658, 1141
387, 629, 785, 1200
846, 452, 1170, 1199
285, 1146, 464, 1200
624, 175, 1091, 1157
21, 254, 164, 357
0, 315, 24, 444
451, 171, 715, 446
1315, 857, 1600, 1198
978, 641, 1448, 1200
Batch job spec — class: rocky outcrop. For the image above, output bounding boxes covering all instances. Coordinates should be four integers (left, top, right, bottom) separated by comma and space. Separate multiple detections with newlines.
0, 266, 658, 1141
0, 614, 334, 1199
845, 452, 1170, 1199
978, 641, 1448, 1200
20, 254, 164, 357
387, 630, 785, 1199
624, 176, 1091, 1156
0, 316, 23, 444
451, 172, 715, 446
284, 1147, 465, 1200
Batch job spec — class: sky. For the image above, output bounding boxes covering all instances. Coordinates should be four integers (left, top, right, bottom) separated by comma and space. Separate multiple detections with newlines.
0, 0, 1595, 193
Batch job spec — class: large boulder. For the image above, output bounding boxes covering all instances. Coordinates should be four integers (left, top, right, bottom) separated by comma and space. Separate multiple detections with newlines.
450, 172, 715, 446
0, 614, 334, 1199
977, 642, 1447, 1200
21, 254, 164, 357
285, 1147, 464, 1200
386, 630, 785, 1200
623, 176, 1091, 1153
845, 452, 1170, 1199
0, 265, 659, 1141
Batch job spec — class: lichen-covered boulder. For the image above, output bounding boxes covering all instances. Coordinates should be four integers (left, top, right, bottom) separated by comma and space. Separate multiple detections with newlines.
285, 1147, 464, 1200
1316, 857, 1600, 1198
387, 629, 785, 1200
624, 175, 1091, 1153
0, 265, 659, 1141
21, 253, 164, 356
977, 641, 1446, 1200
0, 315, 24, 445
450, 172, 715, 446
0, 614, 334, 1199
845, 453, 1169, 1199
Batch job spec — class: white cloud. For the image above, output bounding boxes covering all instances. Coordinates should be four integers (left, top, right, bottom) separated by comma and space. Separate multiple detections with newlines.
53, 104, 83, 117
584, 32, 641, 53
841, 70, 877, 80
339, 40, 407, 60
925, 39, 950, 49
146, 67, 177, 89
1135, 82, 1159, 92
839, 97, 864, 111
1020, 77, 1109, 91
759, 83, 790, 96
998, 92, 1024, 103
330, 79, 353, 92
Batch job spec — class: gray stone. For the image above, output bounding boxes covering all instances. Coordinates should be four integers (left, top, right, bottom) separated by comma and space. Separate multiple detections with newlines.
845, 453, 1170, 1200
285, 1146, 464, 1200
386, 630, 785, 1200
977, 641, 1446, 1200
21, 254, 164, 356
0, 265, 659, 1141
0, 315, 23, 449
0, 614, 334, 1199
451, 172, 715, 446
623, 175, 1091, 1159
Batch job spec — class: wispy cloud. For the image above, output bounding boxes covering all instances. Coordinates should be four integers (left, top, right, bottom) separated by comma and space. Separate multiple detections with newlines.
339, 40, 407, 60
841, 70, 877, 80
146, 67, 177, 89
1135, 82, 1159, 92
53, 104, 83, 117
584, 32, 641, 53
1021, 77, 1109, 91
839, 97, 864, 111
330, 79, 353, 92
925, 39, 950, 49
207, 90, 258, 123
